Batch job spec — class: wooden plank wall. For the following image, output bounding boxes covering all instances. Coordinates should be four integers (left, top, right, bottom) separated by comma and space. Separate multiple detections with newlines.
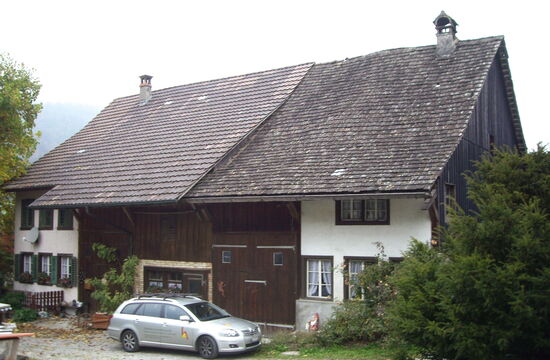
437, 52, 521, 226
78, 205, 213, 308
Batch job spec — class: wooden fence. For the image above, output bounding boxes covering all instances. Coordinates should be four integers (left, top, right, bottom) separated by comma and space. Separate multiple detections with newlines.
24, 290, 64, 312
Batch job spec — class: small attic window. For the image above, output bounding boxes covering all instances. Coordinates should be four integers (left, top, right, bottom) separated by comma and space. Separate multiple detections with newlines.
76, 149, 86, 154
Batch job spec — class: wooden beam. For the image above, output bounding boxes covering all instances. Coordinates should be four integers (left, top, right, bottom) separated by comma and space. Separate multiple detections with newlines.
286, 202, 299, 222
122, 207, 135, 228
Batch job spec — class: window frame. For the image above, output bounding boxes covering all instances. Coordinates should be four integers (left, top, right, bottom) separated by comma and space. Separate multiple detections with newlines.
20, 199, 35, 230
21, 252, 33, 274
302, 256, 333, 300
57, 209, 74, 230
58, 254, 72, 280
39, 208, 54, 230
221, 250, 232, 264
273, 252, 284, 266
335, 199, 390, 225
344, 256, 377, 300
39, 253, 52, 276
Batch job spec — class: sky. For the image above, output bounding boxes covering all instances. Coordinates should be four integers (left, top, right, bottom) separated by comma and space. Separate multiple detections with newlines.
2, 0, 548, 150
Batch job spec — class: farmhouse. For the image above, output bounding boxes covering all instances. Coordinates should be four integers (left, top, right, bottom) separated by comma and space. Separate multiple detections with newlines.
5, 12, 525, 328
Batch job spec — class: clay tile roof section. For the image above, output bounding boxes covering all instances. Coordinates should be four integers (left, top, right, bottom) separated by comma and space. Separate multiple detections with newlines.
188, 37, 518, 199
5, 63, 313, 207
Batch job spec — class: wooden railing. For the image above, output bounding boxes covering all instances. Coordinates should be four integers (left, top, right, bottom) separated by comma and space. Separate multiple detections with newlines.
24, 290, 64, 312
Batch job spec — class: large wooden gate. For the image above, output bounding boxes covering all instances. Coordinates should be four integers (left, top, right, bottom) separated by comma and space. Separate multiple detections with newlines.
212, 232, 297, 326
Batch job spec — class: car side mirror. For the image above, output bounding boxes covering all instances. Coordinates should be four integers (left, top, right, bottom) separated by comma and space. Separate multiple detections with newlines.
179, 315, 191, 322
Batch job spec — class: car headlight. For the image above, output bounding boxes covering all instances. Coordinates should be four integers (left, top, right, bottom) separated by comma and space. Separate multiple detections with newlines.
219, 328, 239, 337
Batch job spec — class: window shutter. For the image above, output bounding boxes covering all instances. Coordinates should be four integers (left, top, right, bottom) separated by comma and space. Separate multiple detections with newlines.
50, 255, 58, 285
70, 257, 78, 287
14, 254, 21, 281
31, 254, 38, 282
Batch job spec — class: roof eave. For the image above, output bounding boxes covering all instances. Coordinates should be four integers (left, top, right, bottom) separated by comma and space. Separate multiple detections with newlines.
185, 190, 431, 204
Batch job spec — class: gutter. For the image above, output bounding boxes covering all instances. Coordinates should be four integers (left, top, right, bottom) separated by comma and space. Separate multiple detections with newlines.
186, 191, 430, 204
84, 207, 134, 256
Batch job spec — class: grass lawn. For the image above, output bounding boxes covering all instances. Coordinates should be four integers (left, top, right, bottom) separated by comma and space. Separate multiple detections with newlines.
254, 343, 392, 359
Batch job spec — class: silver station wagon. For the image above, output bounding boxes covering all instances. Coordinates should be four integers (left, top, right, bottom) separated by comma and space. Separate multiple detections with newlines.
107, 294, 261, 359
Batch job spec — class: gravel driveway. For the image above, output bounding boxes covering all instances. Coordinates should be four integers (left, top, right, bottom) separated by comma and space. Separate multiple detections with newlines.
18, 317, 262, 360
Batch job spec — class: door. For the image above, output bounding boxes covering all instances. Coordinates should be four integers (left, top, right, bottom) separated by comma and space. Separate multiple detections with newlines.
134, 303, 164, 344
161, 304, 198, 348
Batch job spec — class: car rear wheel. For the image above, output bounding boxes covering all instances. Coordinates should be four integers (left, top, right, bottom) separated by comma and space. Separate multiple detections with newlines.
121, 330, 140, 352
197, 335, 219, 359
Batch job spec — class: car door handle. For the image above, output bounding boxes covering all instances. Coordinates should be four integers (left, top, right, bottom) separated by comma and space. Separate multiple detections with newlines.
134, 319, 140, 324
162, 322, 168, 327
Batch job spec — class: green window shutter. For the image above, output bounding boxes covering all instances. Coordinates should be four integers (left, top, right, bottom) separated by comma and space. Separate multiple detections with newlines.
70, 257, 78, 287
31, 254, 38, 282
14, 254, 21, 281
50, 255, 58, 285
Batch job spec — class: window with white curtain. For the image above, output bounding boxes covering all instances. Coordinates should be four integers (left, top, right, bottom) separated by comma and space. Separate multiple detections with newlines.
23, 254, 32, 273
60, 256, 71, 279
306, 259, 332, 298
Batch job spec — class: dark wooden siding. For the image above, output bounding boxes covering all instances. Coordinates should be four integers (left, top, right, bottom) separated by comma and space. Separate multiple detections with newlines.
208, 202, 300, 325
78, 205, 213, 308
437, 51, 520, 225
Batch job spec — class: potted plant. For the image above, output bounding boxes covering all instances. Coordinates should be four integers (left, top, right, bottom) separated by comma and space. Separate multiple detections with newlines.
19, 272, 33, 284
37, 272, 51, 285
58, 277, 72, 288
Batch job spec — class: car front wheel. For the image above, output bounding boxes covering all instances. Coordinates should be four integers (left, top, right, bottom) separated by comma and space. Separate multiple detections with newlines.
197, 335, 219, 359
121, 330, 140, 352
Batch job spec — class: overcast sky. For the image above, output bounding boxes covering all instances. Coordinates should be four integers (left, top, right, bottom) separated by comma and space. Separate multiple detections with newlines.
2, 0, 548, 149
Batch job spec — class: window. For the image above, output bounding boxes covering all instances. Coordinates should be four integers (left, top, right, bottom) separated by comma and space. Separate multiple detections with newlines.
305, 258, 333, 299
144, 268, 208, 299
40, 254, 51, 275
20, 199, 35, 229
39, 209, 53, 230
336, 199, 390, 225
22, 253, 32, 274
59, 256, 71, 279
121, 303, 141, 315
222, 251, 232, 264
147, 270, 164, 289
57, 209, 74, 230
165, 305, 188, 320
445, 183, 457, 219
344, 257, 376, 300
141, 303, 163, 318
167, 272, 183, 290
273, 252, 284, 266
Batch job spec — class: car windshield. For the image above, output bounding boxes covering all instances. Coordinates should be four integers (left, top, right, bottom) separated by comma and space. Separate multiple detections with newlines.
185, 302, 230, 321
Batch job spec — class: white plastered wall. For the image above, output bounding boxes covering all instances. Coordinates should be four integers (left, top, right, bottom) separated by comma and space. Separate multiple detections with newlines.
13, 190, 79, 302
301, 198, 432, 301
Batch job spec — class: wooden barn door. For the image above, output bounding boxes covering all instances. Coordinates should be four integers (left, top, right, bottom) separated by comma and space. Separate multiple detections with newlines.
212, 233, 297, 326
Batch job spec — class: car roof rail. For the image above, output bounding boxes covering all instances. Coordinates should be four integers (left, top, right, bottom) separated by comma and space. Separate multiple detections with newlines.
135, 293, 203, 301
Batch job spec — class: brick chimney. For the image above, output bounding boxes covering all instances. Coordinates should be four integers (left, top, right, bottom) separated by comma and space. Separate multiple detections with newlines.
139, 75, 153, 105
433, 11, 458, 57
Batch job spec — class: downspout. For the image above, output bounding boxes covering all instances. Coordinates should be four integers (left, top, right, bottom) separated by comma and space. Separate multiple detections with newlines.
85, 207, 134, 256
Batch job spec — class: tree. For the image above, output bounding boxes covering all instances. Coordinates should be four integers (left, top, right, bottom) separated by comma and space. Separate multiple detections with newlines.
0, 53, 42, 235
389, 146, 550, 360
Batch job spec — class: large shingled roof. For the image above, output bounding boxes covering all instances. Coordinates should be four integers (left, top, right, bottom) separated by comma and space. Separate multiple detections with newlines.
4, 63, 313, 207
188, 36, 522, 199
5, 36, 524, 207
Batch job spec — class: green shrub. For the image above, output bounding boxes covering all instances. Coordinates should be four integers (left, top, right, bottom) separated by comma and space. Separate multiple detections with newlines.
0, 291, 25, 310
89, 244, 139, 313
388, 147, 550, 360
13, 308, 37, 323
316, 246, 398, 346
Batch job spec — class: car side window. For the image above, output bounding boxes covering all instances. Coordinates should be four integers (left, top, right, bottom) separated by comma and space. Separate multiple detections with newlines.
121, 303, 141, 314
141, 303, 163, 318
165, 305, 189, 320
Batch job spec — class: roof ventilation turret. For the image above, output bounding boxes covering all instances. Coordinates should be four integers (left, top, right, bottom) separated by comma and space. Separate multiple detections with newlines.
139, 75, 153, 105
434, 11, 458, 57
